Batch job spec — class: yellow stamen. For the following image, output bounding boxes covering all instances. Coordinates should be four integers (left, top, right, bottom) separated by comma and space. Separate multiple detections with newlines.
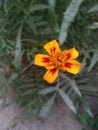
49, 52, 67, 69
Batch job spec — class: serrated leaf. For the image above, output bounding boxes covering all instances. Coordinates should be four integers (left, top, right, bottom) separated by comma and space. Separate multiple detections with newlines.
58, 0, 84, 45
88, 51, 98, 72
39, 94, 56, 118
88, 4, 98, 13
58, 88, 77, 113
39, 87, 56, 95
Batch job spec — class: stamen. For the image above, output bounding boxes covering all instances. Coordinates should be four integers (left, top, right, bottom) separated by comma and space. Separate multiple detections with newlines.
49, 52, 72, 69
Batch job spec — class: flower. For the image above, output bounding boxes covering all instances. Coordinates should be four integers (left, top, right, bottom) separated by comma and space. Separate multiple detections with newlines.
34, 40, 81, 83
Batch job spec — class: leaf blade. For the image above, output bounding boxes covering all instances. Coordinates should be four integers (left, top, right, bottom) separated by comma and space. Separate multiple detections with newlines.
88, 4, 98, 13
39, 87, 56, 95
88, 51, 98, 72
13, 23, 23, 71
39, 94, 56, 118
58, 0, 84, 45
58, 88, 77, 113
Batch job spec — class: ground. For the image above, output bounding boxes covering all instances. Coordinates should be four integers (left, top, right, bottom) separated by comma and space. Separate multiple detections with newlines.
0, 98, 91, 130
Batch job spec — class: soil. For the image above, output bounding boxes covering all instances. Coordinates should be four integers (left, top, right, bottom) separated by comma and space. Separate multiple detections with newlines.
0, 97, 91, 130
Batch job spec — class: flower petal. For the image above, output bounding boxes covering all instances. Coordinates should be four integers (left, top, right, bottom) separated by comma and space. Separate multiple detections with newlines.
61, 60, 81, 74
45, 65, 55, 70
62, 47, 79, 60
44, 40, 61, 55
34, 54, 50, 67
43, 68, 58, 83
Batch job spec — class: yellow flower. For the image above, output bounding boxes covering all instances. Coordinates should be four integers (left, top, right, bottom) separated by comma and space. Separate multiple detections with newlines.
34, 40, 81, 83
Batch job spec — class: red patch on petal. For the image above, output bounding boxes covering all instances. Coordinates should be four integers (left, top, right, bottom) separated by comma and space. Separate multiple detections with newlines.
66, 53, 71, 60
50, 68, 57, 75
42, 57, 50, 63
50, 47, 56, 55
65, 62, 72, 68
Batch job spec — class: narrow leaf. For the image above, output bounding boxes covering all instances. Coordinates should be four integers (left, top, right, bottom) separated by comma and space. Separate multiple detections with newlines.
88, 4, 98, 13
30, 4, 49, 13
48, 0, 56, 13
3, 0, 9, 13
84, 103, 93, 117
58, 0, 84, 45
13, 23, 23, 70
39, 94, 56, 118
88, 22, 98, 29
58, 88, 77, 113
79, 85, 98, 93
79, 58, 87, 73
88, 51, 98, 72
39, 87, 56, 95
64, 74, 81, 97
70, 80, 82, 97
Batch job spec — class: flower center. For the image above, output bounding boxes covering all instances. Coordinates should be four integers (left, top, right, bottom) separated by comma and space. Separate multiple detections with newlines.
49, 52, 65, 68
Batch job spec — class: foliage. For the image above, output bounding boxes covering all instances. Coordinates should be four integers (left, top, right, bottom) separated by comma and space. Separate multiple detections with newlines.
58, 0, 84, 45
0, 0, 98, 126
78, 112, 98, 130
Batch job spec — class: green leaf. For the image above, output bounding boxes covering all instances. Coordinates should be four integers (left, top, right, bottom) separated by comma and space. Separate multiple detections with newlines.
2, 0, 8, 13
29, 4, 49, 13
78, 112, 90, 125
13, 23, 23, 71
39, 87, 56, 95
64, 75, 81, 97
79, 85, 98, 96
84, 102, 93, 117
82, 128, 87, 130
48, 0, 56, 13
89, 22, 98, 29
0, 72, 8, 111
57, 88, 77, 113
58, 0, 84, 45
88, 51, 98, 72
79, 57, 87, 73
88, 4, 98, 13
0, 90, 7, 111
39, 94, 56, 118
70, 80, 82, 97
